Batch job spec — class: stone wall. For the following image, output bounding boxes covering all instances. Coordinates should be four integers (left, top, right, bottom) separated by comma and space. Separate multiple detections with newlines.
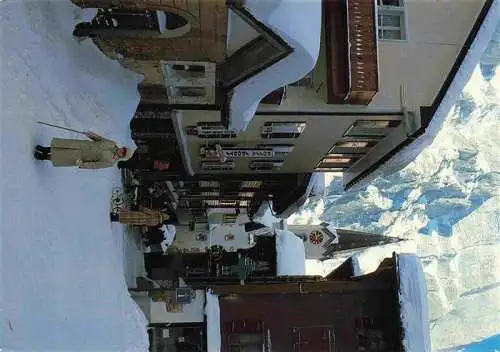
72, 0, 227, 62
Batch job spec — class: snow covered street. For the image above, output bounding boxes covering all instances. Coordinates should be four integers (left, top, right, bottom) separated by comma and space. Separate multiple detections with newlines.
1, 1, 149, 351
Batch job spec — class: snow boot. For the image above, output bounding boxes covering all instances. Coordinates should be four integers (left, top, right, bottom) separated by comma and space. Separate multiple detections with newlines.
34, 150, 44, 160
36, 145, 51, 154
72, 22, 95, 38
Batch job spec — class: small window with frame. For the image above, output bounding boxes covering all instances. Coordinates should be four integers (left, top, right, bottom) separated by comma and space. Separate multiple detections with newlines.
201, 161, 235, 172
343, 120, 401, 138
249, 160, 284, 172
261, 122, 307, 139
329, 140, 378, 155
315, 154, 360, 171
377, 0, 407, 40
175, 86, 206, 97
257, 144, 295, 159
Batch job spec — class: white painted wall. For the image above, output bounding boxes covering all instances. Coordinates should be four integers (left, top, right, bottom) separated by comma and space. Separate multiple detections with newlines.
258, 0, 484, 111
372, 0, 485, 110
132, 286, 206, 324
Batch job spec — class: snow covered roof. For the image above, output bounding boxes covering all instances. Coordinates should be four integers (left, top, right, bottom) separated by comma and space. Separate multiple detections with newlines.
227, 0, 322, 131
277, 173, 321, 218
205, 291, 221, 352
275, 229, 306, 276
346, 0, 499, 190
397, 254, 431, 352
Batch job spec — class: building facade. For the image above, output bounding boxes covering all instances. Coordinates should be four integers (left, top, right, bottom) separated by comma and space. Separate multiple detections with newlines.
72, 0, 493, 221
210, 253, 426, 351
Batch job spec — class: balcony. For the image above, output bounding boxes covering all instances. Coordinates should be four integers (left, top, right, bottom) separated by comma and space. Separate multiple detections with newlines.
324, 0, 379, 105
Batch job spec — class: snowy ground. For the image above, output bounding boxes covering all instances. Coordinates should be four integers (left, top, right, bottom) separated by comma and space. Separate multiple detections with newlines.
1, 1, 149, 351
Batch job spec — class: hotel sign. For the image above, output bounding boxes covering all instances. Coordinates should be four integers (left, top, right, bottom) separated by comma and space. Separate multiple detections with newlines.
223, 149, 274, 159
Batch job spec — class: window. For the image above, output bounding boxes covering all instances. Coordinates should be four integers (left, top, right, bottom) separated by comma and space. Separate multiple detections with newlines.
377, 0, 406, 40
201, 161, 235, 172
163, 61, 215, 104
227, 320, 269, 352
249, 161, 284, 172
291, 326, 335, 352
257, 144, 295, 159
175, 87, 205, 97
201, 191, 219, 197
228, 333, 263, 351
261, 122, 307, 139
169, 64, 206, 78
343, 120, 401, 138
203, 199, 239, 207
223, 214, 238, 223
289, 71, 314, 88
241, 181, 263, 189
238, 192, 255, 198
189, 123, 237, 139
315, 154, 360, 171
198, 180, 220, 188
355, 316, 386, 351
329, 140, 378, 155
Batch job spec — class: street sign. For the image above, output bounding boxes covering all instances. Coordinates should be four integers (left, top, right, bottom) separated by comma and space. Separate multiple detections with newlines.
222, 149, 274, 159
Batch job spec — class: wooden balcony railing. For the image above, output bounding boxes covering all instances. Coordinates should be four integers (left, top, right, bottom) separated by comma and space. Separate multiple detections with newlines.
324, 0, 379, 105
346, 0, 379, 104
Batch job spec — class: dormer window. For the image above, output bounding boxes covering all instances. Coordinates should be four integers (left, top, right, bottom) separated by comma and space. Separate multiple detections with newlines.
377, 0, 407, 40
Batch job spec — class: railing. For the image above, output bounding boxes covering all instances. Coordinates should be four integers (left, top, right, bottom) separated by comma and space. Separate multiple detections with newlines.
346, 0, 379, 104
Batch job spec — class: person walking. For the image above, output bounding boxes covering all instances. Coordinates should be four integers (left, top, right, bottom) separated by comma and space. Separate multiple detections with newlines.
34, 131, 134, 169
117, 206, 169, 226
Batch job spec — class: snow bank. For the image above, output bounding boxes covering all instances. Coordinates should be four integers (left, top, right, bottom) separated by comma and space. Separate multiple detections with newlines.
275, 229, 306, 276
228, 0, 322, 131
205, 291, 222, 352
0, 1, 147, 351
348, 0, 499, 191
398, 254, 431, 352
78, 7, 98, 23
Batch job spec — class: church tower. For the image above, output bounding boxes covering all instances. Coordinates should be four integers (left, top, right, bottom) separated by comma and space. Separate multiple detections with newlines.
286, 222, 404, 261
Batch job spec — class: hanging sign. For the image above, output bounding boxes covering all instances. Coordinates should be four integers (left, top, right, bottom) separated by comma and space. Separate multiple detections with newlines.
222, 149, 274, 159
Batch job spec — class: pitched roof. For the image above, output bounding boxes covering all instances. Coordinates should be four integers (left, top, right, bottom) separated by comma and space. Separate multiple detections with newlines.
224, 0, 322, 131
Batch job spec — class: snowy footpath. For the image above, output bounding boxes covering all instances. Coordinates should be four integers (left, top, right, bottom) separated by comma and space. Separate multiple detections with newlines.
1, 1, 149, 351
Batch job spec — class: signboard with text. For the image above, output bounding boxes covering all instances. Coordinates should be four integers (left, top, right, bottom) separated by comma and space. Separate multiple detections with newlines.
222, 149, 274, 159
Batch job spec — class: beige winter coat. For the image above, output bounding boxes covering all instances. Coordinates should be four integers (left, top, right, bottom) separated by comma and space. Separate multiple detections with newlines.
50, 135, 118, 169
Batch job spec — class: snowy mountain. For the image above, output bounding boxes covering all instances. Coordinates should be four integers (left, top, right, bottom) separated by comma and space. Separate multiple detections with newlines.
296, 22, 500, 351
